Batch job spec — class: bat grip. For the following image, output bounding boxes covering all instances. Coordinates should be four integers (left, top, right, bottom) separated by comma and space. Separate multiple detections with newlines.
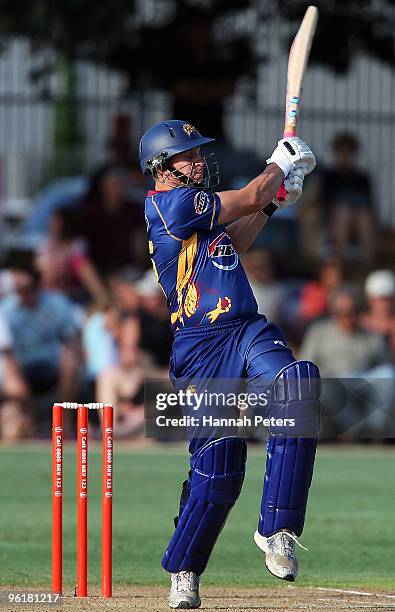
276, 184, 287, 203
276, 128, 296, 203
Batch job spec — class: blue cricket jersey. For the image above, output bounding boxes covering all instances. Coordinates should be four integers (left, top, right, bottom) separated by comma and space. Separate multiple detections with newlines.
144, 187, 258, 331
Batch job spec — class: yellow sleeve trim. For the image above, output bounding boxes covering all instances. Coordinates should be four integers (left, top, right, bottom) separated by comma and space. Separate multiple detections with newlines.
151, 195, 183, 242
210, 197, 217, 230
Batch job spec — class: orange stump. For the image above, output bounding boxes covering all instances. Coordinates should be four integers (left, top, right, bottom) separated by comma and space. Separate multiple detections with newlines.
52, 404, 63, 594
76, 405, 88, 597
51, 403, 113, 597
101, 405, 113, 598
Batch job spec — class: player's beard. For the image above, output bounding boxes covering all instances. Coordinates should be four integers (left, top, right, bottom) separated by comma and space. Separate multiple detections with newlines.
170, 161, 204, 188
156, 154, 219, 190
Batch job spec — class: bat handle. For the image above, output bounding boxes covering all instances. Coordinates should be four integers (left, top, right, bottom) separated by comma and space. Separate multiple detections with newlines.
276, 184, 287, 203
276, 128, 296, 203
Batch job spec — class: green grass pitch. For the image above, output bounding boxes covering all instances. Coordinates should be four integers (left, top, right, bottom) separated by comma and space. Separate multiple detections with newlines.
0, 443, 394, 590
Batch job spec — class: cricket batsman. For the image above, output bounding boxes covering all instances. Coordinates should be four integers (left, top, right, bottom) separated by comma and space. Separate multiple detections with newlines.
139, 120, 320, 609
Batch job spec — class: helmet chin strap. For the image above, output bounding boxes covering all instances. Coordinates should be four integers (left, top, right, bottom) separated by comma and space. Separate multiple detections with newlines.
170, 166, 204, 188
157, 161, 204, 189
154, 155, 218, 190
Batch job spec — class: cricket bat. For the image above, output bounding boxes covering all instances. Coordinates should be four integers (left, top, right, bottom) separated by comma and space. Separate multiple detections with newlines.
276, 5, 319, 202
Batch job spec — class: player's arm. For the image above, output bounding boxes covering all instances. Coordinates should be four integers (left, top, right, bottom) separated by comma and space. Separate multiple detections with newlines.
225, 211, 269, 254
226, 164, 304, 253
217, 164, 283, 224
217, 136, 315, 225
225, 164, 309, 253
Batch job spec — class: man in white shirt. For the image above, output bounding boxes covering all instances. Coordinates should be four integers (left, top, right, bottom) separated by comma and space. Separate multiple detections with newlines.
0, 313, 30, 440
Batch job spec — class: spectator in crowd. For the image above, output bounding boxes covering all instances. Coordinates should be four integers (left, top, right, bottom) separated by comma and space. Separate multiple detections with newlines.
82, 304, 120, 401
300, 286, 392, 436
108, 266, 141, 317
322, 132, 376, 262
167, 9, 236, 140
299, 257, 345, 324
0, 313, 31, 441
94, 267, 173, 376
82, 267, 142, 402
81, 164, 146, 276
93, 113, 149, 202
35, 207, 109, 308
241, 249, 283, 323
103, 113, 137, 169
137, 270, 172, 374
301, 285, 386, 376
361, 269, 395, 361
96, 315, 147, 438
166, 7, 262, 190
81, 267, 139, 388
0, 263, 80, 430
0, 268, 15, 297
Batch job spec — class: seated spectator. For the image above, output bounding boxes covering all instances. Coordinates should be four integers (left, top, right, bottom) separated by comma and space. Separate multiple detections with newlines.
96, 315, 148, 438
109, 268, 173, 376
0, 269, 15, 297
300, 286, 393, 437
361, 269, 395, 360
82, 267, 142, 400
322, 133, 376, 262
137, 270, 173, 373
0, 263, 80, 432
81, 165, 146, 276
0, 313, 31, 441
108, 266, 141, 317
97, 268, 173, 377
82, 305, 120, 400
23, 176, 87, 236
241, 249, 283, 322
168, 8, 236, 142
35, 207, 109, 308
301, 285, 387, 376
299, 257, 345, 323
94, 113, 149, 195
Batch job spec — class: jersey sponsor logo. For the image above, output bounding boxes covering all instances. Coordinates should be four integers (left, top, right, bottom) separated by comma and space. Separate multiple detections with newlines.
194, 191, 210, 215
208, 232, 239, 271
182, 123, 198, 137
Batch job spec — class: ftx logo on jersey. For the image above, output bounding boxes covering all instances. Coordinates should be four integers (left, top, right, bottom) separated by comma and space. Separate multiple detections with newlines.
208, 232, 239, 271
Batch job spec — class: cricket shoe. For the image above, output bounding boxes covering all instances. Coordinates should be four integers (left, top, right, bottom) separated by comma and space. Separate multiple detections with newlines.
254, 529, 307, 582
169, 571, 201, 609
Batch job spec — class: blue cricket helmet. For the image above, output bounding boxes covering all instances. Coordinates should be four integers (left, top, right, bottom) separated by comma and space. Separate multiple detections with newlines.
138, 120, 215, 175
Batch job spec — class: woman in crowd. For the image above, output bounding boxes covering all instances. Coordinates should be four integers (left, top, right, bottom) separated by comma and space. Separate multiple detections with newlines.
35, 206, 109, 308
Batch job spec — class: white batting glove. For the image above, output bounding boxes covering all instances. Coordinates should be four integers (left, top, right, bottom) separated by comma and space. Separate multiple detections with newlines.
267, 137, 316, 177
274, 167, 305, 207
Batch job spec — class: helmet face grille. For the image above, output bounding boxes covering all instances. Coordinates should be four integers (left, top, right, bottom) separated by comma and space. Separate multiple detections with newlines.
152, 152, 219, 191
139, 120, 215, 176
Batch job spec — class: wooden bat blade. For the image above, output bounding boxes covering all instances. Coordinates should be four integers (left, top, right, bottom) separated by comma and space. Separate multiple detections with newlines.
284, 5, 319, 136
276, 5, 318, 202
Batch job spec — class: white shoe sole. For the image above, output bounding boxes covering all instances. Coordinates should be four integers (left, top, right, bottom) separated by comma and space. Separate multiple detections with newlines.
254, 530, 296, 582
169, 596, 201, 609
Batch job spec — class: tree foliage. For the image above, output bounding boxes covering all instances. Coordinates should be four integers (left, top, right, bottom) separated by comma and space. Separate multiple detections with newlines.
279, 0, 395, 73
0, 0, 393, 93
